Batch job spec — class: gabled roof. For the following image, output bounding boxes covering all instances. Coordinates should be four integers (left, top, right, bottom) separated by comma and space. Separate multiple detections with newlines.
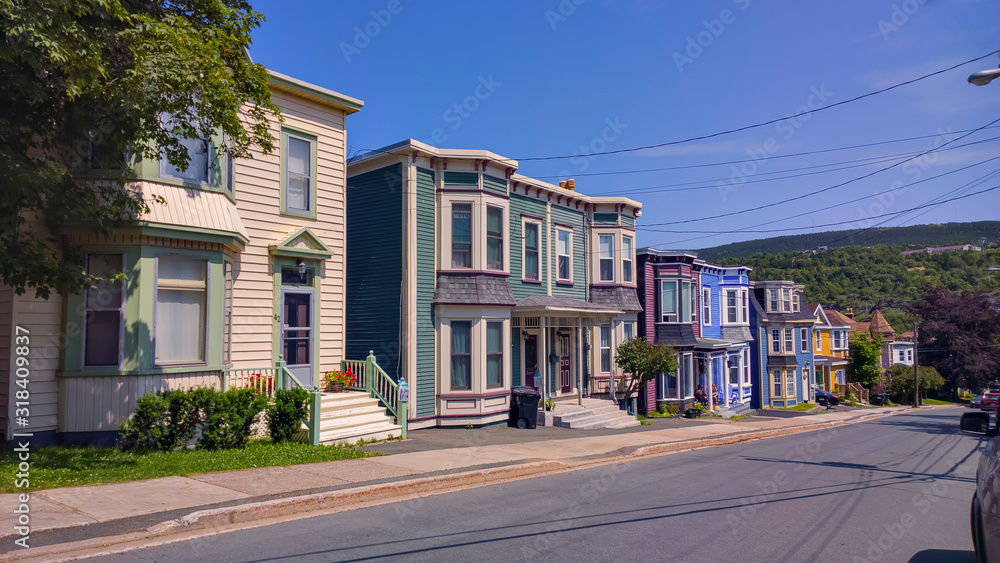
824, 309, 854, 327
268, 227, 333, 259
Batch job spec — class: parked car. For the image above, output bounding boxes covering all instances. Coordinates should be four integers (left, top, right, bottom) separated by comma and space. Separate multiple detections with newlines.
960, 411, 1000, 562
981, 393, 999, 411
969, 395, 983, 409
812, 386, 840, 408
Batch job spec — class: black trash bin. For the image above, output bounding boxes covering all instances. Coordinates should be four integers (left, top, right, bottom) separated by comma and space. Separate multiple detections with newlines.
509, 386, 541, 429
871, 393, 888, 406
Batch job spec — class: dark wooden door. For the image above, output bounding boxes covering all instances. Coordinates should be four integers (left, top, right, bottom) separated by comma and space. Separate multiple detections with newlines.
560, 333, 571, 393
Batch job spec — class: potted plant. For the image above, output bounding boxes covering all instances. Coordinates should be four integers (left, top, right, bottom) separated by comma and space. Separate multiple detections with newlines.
545, 398, 555, 412
323, 369, 355, 392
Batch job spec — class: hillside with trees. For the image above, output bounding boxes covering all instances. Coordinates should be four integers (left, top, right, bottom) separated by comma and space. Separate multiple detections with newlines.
718, 245, 1000, 332
696, 221, 1000, 262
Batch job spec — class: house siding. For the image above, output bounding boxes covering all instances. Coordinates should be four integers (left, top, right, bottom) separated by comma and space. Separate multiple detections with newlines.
621, 214, 635, 228
482, 173, 508, 196
593, 213, 618, 226
346, 163, 404, 379
415, 167, 436, 418
443, 171, 478, 191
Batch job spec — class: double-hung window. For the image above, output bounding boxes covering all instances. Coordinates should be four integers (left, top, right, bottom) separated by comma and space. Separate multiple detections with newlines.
486, 321, 503, 388
833, 330, 844, 349
729, 356, 739, 384
771, 329, 782, 353
524, 222, 539, 280
786, 370, 796, 399
773, 370, 783, 397
283, 132, 315, 215
84, 254, 124, 366
800, 328, 809, 352
599, 325, 611, 373
726, 290, 738, 323
816, 330, 822, 351
660, 280, 677, 322
742, 349, 751, 384
486, 206, 503, 270
599, 234, 614, 282
451, 321, 471, 390
741, 290, 748, 323
160, 114, 209, 184
898, 350, 905, 362
452, 204, 472, 268
623, 236, 633, 283
768, 289, 779, 312
624, 322, 634, 342
793, 294, 800, 312
907, 349, 912, 362
702, 287, 711, 325
155, 256, 208, 364
784, 328, 793, 352
557, 229, 571, 281
781, 289, 792, 312
688, 283, 696, 323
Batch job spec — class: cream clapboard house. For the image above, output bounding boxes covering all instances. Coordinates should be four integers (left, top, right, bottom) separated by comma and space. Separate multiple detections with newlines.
0, 71, 363, 444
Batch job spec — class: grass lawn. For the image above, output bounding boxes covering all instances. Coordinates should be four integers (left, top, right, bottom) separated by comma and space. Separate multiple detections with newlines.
0, 440, 381, 493
922, 398, 956, 406
776, 402, 817, 412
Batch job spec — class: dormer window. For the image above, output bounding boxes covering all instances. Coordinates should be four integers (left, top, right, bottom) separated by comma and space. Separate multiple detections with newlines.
781, 288, 792, 312
768, 289, 779, 312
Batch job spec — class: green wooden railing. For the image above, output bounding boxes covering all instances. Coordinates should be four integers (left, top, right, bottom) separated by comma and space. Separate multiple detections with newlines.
341, 351, 408, 440
221, 356, 322, 446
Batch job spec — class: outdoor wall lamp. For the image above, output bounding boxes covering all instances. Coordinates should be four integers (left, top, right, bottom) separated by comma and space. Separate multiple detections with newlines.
296, 258, 306, 275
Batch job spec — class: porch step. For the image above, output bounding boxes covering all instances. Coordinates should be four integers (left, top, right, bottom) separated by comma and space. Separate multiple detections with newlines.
318, 420, 402, 445
310, 390, 402, 445
718, 402, 754, 419
551, 399, 639, 429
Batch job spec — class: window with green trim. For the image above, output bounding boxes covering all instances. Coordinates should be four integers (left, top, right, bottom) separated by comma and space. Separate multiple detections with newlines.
451, 321, 471, 390
223, 261, 233, 364
155, 256, 208, 364
486, 206, 503, 271
84, 254, 124, 366
159, 114, 210, 184
486, 321, 503, 388
284, 132, 314, 215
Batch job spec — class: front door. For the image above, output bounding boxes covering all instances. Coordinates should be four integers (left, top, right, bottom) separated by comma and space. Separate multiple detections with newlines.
281, 290, 314, 387
560, 333, 571, 393
524, 335, 538, 389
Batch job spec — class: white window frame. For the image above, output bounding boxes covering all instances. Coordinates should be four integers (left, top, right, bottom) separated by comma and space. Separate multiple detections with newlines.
786, 369, 796, 400
449, 320, 473, 391
771, 329, 782, 353
660, 279, 678, 323
451, 202, 473, 269
793, 293, 800, 313
816, 329, 822, 351
784, 328, 793, 353
486, 320, 504, 389
556, 228, 572, 282
742, 349, 751, 385
772, 369, 783, 399
522, 219, 541, 281
781, 288, 792, 312
486, 205, 504, 271
702, 287, 711, 326
726, 289, 739, 324
153, 255, 209, 366
599, 234, 614, 282
800, 327, 809, 352
623, 322, 634, 342
623, 235, 633, 284
768, 289, 779, 312
907, 349, 913, 362
741, 289, 748, 324
599, 324, 611, 373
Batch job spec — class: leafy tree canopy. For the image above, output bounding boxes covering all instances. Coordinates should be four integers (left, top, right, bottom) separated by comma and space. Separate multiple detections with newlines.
884, 364, 944, 404
1, 0, 279, 298
848, 332, 884, 389
614, 337, 679, 406
908, 288, 1000, 391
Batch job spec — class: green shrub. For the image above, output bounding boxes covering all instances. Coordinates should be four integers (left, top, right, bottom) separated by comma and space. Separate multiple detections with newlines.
268, 388, 311, 443
198, 388, 268, 450
118, 388, 209, 453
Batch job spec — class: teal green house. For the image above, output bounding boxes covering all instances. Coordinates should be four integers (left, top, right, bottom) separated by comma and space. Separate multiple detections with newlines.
346, 140, 642, 428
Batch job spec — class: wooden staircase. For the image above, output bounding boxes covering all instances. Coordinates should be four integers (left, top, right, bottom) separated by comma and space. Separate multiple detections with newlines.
312, 391, 402, 445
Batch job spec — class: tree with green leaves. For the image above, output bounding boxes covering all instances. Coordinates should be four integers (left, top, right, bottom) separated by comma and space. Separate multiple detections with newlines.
848, 332, 884, 389
1, 0, 279, 298
884, 364, 944, 404
614, 337, 679, 410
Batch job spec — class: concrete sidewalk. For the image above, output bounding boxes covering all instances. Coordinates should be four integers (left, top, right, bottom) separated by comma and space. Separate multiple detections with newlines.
1, 405, 920, 552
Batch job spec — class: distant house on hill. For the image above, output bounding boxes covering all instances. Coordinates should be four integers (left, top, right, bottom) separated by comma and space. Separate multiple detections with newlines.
901, 244, 982, 256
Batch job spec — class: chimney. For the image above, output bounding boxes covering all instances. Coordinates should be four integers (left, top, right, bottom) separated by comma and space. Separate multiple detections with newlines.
559, 181, 567, 188
566, 179, 575, 191
845, 307, 854, 320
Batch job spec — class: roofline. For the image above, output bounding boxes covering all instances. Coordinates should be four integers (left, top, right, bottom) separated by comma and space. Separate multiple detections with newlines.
514, 305, 624, 315
267, 70, 364, 114
637, 247, 699, 258
350, 139, 516, 168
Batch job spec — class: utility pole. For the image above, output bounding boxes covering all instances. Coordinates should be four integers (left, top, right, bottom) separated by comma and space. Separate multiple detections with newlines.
913, 321, 919, 407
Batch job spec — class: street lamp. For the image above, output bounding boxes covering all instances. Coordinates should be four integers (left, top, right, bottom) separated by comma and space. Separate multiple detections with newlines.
968, 66, 1000, 86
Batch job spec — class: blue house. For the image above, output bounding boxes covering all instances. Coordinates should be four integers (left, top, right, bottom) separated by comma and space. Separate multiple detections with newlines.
694, 261, 753, 410
748, 280, 816, 408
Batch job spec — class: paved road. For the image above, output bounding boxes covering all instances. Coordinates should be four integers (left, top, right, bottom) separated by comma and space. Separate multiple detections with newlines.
85, 408, 980, 563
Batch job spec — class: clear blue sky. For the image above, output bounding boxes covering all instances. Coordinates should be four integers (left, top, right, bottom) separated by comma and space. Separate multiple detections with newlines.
248, 0, 1000, 250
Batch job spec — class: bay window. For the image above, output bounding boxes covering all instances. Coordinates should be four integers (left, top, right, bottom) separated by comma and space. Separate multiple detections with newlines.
771, 329, 781, 353
154, 256, 208, 364
451, 321, 471, 390
726, 290, 738, 323
599, 234, 614, 282
160, 114, 209, 184
486, 206, 503, 270
784, 328, 793, 352
786, 370, 796, 399
660, 281, 677, 322
452, 204, 472, 268
84, 254, 124, 366
773, 370, 782, 398
623, 236, 633, 283
741, 290, 748, 323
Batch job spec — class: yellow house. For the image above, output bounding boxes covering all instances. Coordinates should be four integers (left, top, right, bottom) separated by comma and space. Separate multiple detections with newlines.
0, 71, 366, 445
809, 303, 850, 392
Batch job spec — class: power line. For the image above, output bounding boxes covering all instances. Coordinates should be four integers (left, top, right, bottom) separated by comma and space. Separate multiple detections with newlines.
511, 50, 1000, 162
533, 126, 1000, 179
639, 117, 1000, 227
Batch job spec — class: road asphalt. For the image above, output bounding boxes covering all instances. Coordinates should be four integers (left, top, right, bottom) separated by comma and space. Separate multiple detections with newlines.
0, 404, 938, 562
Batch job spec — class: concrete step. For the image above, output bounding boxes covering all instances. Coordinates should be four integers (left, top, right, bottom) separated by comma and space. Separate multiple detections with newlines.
318, 420, 402, 444
318, 408, 391, 426
606, 420, 642, 429
554, 414, 606, 429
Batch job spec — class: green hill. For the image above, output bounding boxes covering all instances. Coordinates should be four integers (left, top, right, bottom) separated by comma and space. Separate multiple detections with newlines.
696, 221, 1000, 262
